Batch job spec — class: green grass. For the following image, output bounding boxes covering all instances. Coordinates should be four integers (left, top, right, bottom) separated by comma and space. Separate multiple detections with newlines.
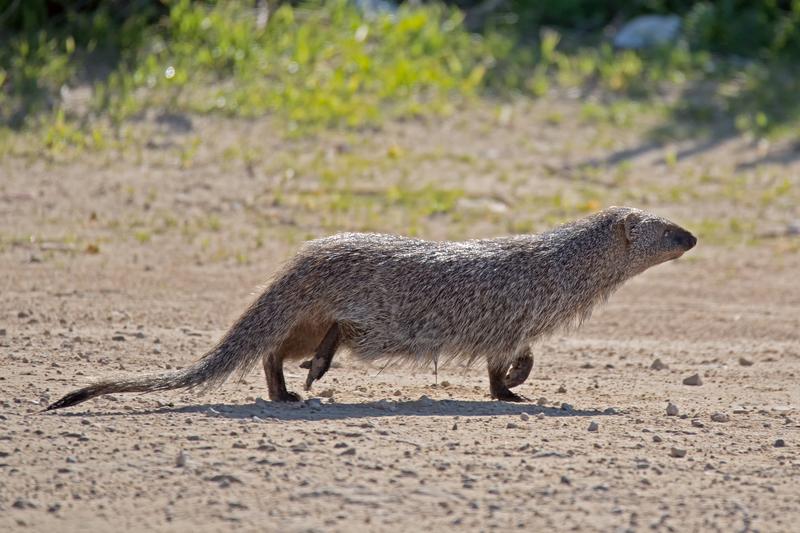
4, 0, 800, 157
3, 0, 490, 146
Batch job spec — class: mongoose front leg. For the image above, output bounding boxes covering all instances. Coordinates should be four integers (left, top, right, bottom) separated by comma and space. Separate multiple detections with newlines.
304, 323, 340, 391
504, 349, 534, 389
488, 360, 527, 402
264, 353, 302, 402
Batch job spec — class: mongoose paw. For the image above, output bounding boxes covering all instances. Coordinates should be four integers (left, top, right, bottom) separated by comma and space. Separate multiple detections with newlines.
492, 390, 528, 403
272, 390, 302, 402
304, 353, 334, 391
299, 360, 312, 369
504, 354, 534, 389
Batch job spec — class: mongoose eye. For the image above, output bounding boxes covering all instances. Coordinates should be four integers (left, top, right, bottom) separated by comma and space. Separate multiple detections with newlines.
662, 229, 672, 239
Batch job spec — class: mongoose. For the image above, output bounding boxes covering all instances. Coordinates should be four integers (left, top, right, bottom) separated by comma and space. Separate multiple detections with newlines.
46, 206, 696, 411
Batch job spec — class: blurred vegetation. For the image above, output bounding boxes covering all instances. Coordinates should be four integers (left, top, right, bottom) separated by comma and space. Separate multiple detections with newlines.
471, 0, 800, 57
1, 0, 800, 147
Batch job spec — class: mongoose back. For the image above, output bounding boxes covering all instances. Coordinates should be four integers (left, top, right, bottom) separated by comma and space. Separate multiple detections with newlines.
46, 206, 696, 410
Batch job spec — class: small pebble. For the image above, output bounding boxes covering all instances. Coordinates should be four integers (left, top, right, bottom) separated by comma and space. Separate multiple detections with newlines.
588, 421, 599, 432
710, 412, 730, 423
670, 447, 687, 458
560, 403, 573, 411
666, 402, 679, 416
305, 398, 322, 410
339, 447, 356, 456
290, 443, 309, 453
519, 412, 530, 421
536, 413, 545, 420
739, 357, 754, 366
603, 407, 618, 415
650, 358, 667, 370
536, 397, 548, 406
652, 435, 663, 443
774, 439, 786, 448
682, 373, 702, 386
506, 422, 519, 429
556, 385, 567, 394
111, 335, 126, 342
691, 419, 704, 428
13, 498, 37, 509
176, 450, 188, 467
375, 399, 396, 412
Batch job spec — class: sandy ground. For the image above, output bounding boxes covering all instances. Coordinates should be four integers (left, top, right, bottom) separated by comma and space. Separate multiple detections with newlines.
1, 102, 799, 532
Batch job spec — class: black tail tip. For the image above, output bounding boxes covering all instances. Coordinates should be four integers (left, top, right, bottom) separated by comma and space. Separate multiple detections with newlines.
44, 389, 94, 412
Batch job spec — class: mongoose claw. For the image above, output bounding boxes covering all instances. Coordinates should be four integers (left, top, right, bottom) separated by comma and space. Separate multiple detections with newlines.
504, 353, 534, 389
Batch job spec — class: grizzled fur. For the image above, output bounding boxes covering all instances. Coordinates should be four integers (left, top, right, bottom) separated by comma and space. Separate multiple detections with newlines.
46, 206, 696, 411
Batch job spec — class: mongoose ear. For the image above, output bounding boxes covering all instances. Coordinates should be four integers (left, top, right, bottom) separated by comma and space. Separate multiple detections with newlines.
614, 211, 639, 244
622, 212, 639, 243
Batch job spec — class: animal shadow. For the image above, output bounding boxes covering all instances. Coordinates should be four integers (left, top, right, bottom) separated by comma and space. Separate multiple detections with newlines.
54, 398, 618, 421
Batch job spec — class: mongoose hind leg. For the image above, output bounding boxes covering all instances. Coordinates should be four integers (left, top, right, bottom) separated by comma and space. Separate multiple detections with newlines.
304, 323, 341, 391
504, 349, 534, 389
263, 352, 302, 402
489, 360, 528, 402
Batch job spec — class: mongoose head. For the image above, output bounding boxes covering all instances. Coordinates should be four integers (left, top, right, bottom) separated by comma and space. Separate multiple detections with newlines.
609, 206, 697, 275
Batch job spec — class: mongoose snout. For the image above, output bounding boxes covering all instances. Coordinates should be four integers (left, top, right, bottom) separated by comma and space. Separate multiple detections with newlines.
677, 230, 697, 250
47, 206, 697, 411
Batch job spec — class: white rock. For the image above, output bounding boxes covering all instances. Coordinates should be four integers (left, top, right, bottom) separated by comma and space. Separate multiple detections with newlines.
353, 0, 396, 16
614, 15, 681, 50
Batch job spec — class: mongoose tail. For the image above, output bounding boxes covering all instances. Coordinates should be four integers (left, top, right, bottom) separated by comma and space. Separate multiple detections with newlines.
42, 344, 240, 411
45, 269, 306, 411
44, 368, 203, 411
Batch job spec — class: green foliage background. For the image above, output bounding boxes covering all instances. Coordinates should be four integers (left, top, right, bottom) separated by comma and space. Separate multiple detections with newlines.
2, 0, 800, 144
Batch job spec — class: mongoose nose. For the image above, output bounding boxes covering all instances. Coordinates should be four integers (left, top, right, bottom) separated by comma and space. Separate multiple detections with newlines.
683, 232, 697, 249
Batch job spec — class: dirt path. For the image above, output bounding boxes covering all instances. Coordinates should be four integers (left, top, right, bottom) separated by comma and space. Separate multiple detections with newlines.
1, 104, 799, 531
